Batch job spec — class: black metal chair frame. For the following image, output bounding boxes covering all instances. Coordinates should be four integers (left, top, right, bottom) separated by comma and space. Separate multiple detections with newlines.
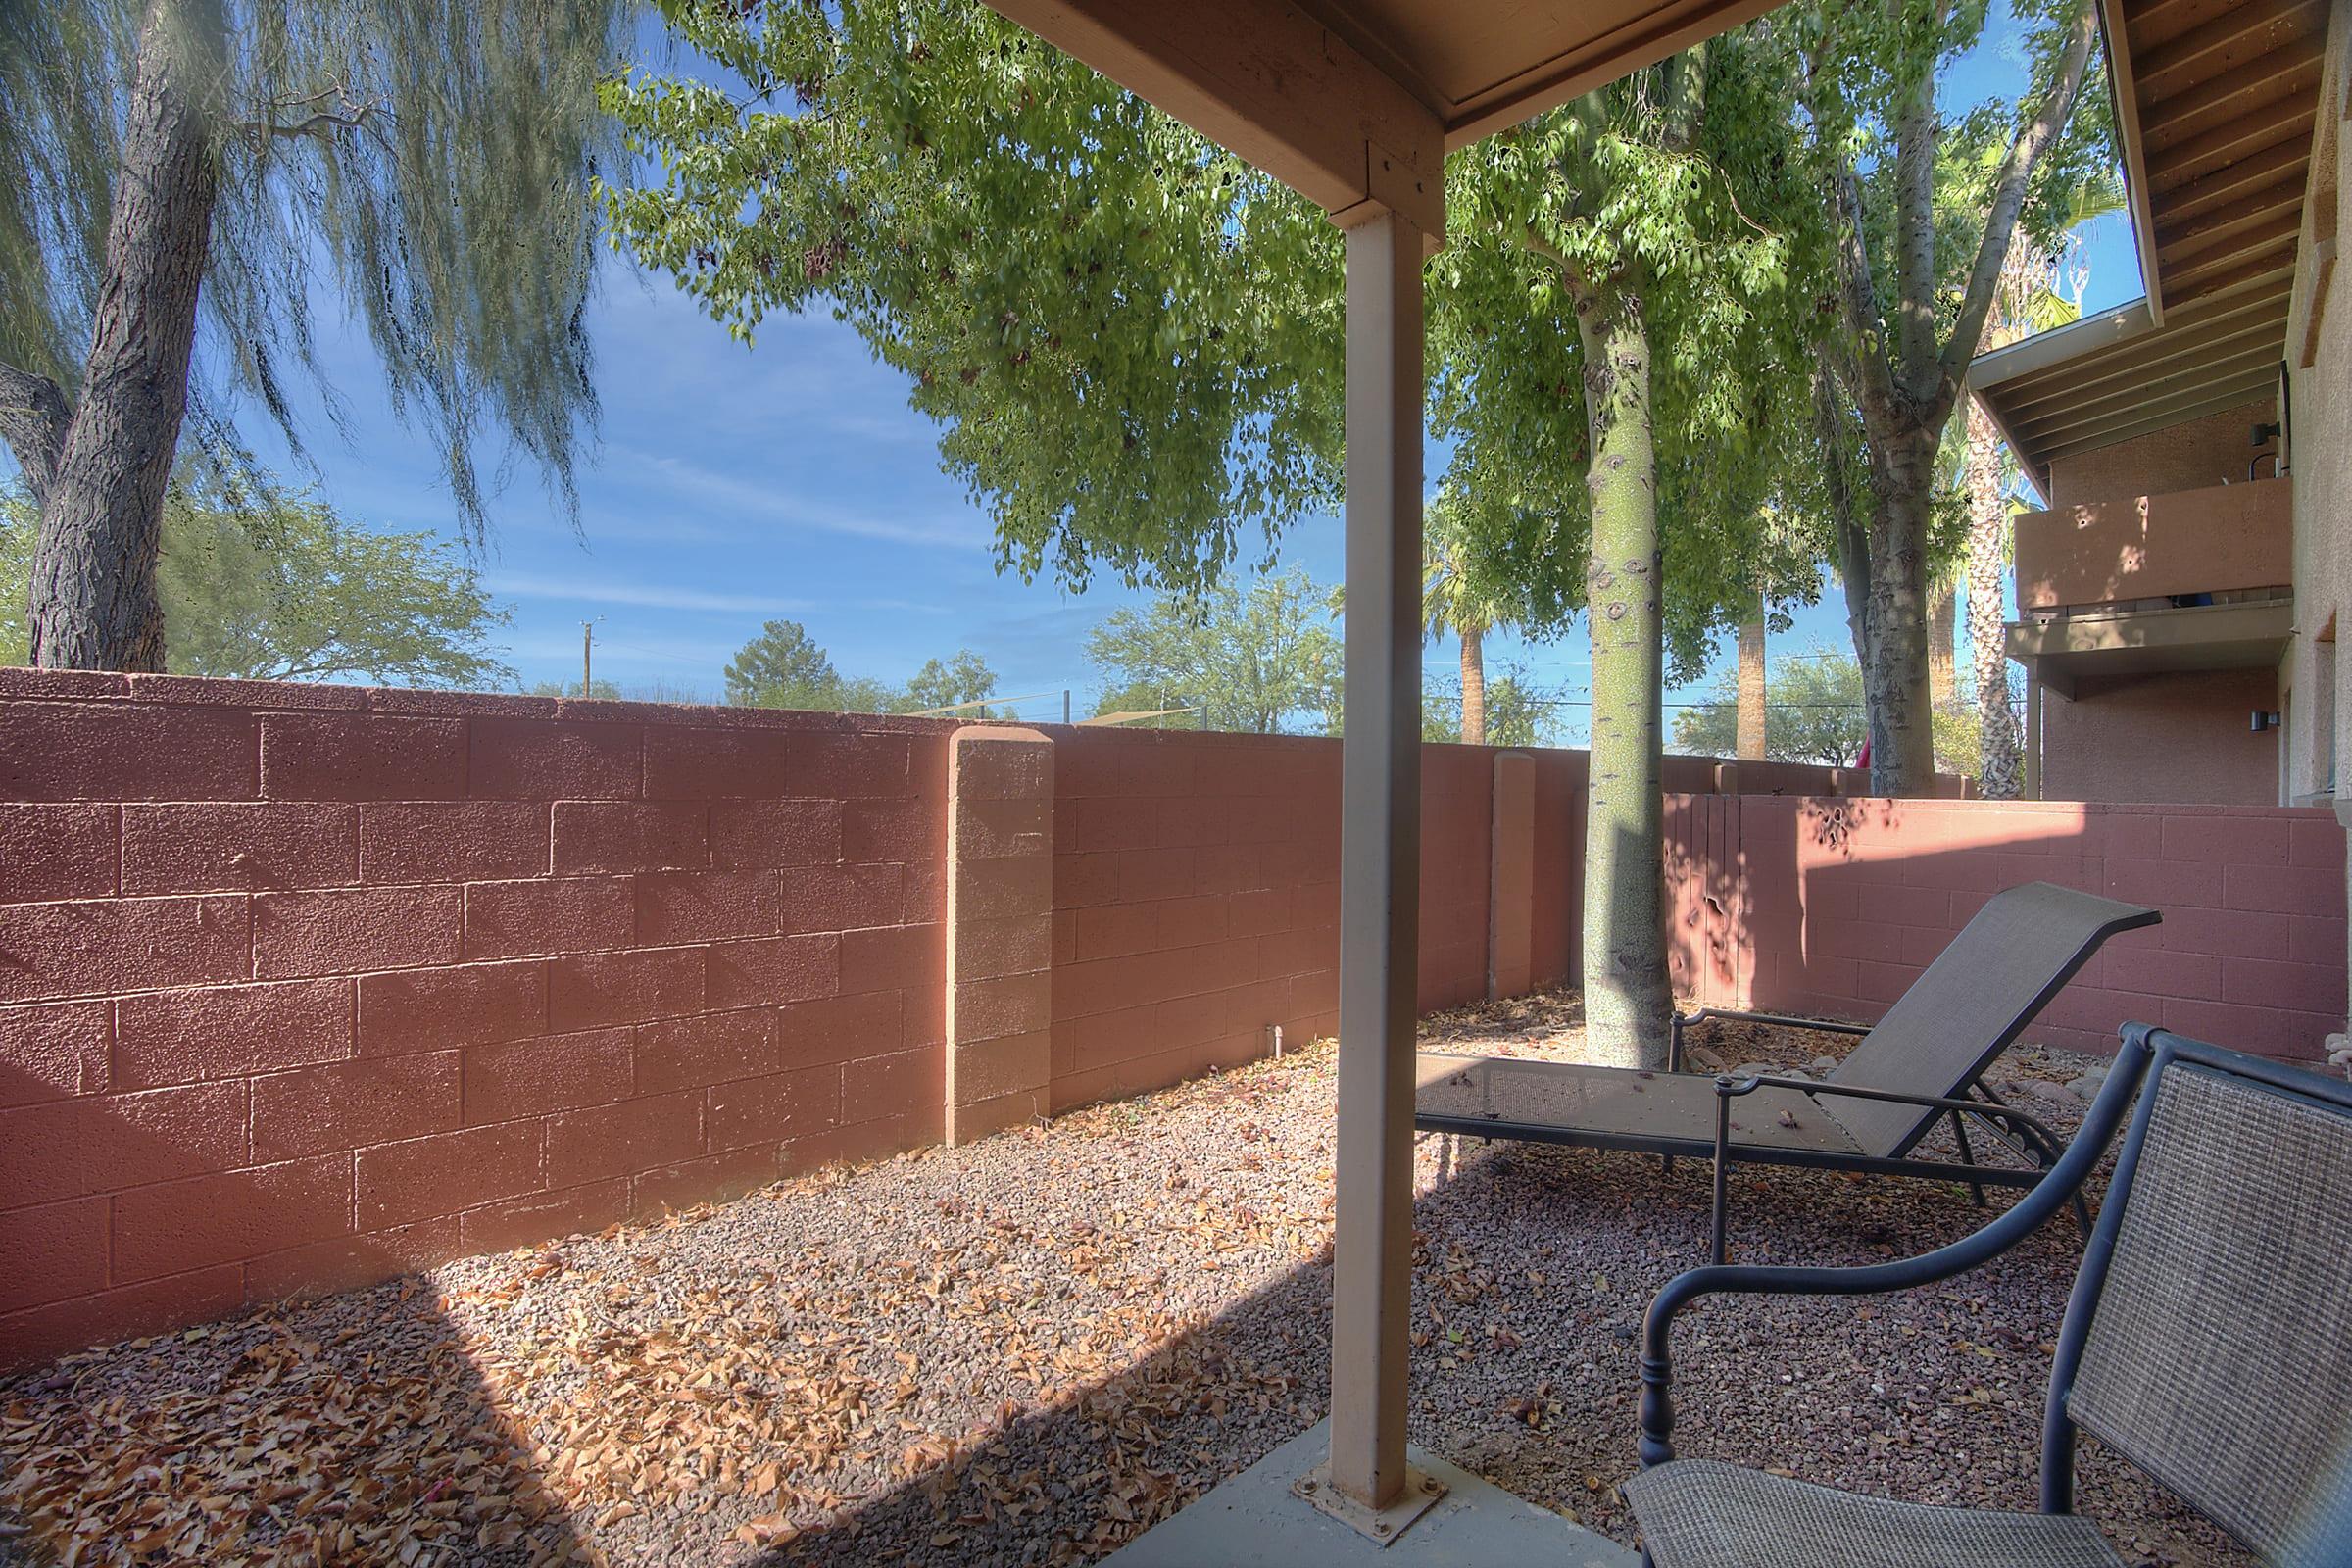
1633, 1024, 2352, 1545
1419, 1004, 2082, 1265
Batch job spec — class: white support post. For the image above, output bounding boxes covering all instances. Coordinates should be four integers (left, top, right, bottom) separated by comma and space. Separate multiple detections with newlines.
1326, 204, 1426, 1518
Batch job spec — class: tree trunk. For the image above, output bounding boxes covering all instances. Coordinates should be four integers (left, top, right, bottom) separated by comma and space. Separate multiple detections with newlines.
1862, 428, 1938, 796
1965, 400, 2024, 797
1459, 625, 1487, 746
1575, 284, 1672, 1069
27, 0, 220, 671
1736, 607, 1765, 760
1812, 368, 1874, 673
1928, 585, 1956, 709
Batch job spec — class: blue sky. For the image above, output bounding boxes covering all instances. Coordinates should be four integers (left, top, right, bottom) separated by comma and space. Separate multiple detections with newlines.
16, 6, 2148, 739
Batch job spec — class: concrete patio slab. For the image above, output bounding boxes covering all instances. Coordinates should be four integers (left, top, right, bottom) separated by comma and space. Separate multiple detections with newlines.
1102, 1419, 1638, 1567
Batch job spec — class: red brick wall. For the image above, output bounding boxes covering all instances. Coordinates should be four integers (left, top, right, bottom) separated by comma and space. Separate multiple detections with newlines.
1668, 795, 2348, 1060
0, 671, 951, 1368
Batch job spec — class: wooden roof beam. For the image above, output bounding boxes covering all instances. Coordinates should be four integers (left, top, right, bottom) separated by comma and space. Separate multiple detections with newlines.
2147, 88, 2316, 183
1991, 308, 2291, 417
2134, 0, 2328, 98
2158, 133, 2311, 218
981, 0, 1446, 240
2141, 47, 2324, 150
2155, 175, 2309, 259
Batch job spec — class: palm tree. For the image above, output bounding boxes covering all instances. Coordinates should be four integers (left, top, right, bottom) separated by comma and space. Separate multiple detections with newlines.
1736, 602, 1767, 760
1422, 490, 1516, 745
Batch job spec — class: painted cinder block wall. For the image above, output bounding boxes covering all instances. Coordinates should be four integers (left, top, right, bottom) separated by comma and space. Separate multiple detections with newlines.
0, 670, 2338, 1369
1666, 794, 2348, 1059
0, 672, 955, 1369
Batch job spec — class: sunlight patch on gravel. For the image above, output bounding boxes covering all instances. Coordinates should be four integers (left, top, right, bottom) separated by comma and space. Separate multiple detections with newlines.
0, 993, 2245, 1567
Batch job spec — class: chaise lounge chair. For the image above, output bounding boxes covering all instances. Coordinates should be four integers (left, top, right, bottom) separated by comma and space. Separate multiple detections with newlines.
1413, 882, 2160, 1261
1628, 1024, 2352, 1567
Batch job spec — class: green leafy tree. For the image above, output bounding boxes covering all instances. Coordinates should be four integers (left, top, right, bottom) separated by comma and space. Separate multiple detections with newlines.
1422, 37, 1824, 1062
1795, 0, 2109, 793
529, 677, 623, 700
724, 620, 843, 710
1086, 570, 1341, 736
1, 476, 511, 686
1675, 648, 1866, 765
1424, 663, 1561, 748
602, 1, 1342, 598
898, 650, 999, 715
1, 0, 629, 670
1957, 172, 2125, 798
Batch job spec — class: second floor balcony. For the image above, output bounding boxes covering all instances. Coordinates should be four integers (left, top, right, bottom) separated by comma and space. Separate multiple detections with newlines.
2015, 475, 2291, 615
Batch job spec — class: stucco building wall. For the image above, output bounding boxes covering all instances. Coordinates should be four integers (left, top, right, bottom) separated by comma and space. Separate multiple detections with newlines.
2046, 400, 2280, 509
2041, 669, 2281, 806
2280, 0, 2350, 1017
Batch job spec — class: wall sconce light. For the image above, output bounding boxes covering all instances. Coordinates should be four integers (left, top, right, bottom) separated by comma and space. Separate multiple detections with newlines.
2252, 710, 2282, 732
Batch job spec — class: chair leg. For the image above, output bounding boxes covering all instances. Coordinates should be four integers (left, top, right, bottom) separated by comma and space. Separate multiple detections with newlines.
1948, 1110, 1987, 1208
1709, 1149, 1732, 1265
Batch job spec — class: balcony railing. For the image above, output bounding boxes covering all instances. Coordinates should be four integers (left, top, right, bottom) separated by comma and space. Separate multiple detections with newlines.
2015, 476, 2291, 613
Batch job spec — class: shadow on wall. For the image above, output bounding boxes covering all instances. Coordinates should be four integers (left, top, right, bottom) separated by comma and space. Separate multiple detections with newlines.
1665, 796, 2346, 1062
0, 1054, 598, 1561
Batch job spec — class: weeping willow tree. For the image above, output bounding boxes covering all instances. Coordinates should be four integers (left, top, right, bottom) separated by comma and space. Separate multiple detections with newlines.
0, 0, 630, 670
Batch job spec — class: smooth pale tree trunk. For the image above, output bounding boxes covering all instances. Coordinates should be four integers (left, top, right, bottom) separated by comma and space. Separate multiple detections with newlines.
1459, 625, 1487, 745
1575, 284, 1672, 1068
25, 0, 219, 671
1965, 399, 2024, 797
1736, 608, 1766, 760
1862, 431, 1939, 795
1928, 587, 1956, 709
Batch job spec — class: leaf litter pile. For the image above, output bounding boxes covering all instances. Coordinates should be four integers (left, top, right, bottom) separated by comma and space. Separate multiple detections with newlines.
1, 991, 2244, 1566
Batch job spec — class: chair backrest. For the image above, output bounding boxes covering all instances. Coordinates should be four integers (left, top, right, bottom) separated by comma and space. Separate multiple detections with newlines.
1824, 882, 2158, 1156
2054, 1034, 2352, 1562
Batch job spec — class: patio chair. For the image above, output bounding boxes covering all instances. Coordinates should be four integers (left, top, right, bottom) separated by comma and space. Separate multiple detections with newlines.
1627, 1024, 2352, 1568
1414, 882, 2160, 1262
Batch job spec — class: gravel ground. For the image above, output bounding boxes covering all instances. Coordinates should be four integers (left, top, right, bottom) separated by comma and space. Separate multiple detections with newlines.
0, 993, 2250, 1567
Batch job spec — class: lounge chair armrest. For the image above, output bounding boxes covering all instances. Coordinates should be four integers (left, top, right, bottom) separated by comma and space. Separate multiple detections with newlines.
1641, 1034, 2157, 1469
1714, 1073, 2068, 1157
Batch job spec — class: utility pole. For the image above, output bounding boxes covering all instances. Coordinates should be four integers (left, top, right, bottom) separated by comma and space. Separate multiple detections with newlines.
581, 621, 594, 697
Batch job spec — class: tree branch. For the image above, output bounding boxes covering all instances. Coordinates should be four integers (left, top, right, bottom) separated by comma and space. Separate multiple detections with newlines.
0, 360, 73, 507
1825, 155, 1906, 448
1932, 0, 2099, 427
1801, 39, 1905, 447
235, 95, 387, 150
1889, 42, 1940, 397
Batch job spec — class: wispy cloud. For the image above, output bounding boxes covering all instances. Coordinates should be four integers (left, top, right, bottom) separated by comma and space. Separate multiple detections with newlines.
486, 572, 952, 619
623, 452, 993, 551
486, 573, 816, 614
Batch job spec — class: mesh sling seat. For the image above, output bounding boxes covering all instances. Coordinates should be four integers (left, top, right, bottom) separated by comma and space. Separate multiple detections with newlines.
1415, 881, 2160, 1260
1628, 1025, 2352, 1568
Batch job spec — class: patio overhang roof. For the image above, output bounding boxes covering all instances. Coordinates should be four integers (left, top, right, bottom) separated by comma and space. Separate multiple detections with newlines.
983, 0, 1784, 242
1969, 284, 2288, 497
1970, 0, 2325, 495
